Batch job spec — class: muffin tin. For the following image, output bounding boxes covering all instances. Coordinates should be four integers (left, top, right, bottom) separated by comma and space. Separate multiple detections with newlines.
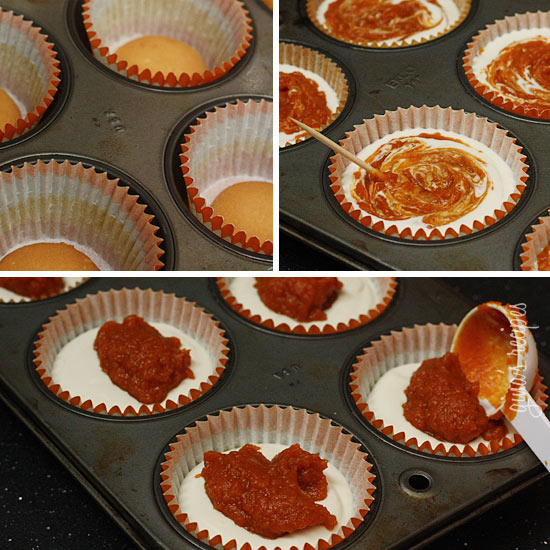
1, 276, 549, 549
0, 0, 273, 271
279, 0, 550, 270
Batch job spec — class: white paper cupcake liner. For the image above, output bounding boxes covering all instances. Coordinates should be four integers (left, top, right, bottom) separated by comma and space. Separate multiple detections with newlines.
0, 277, 86, 303
0, 160, 164, 271
33, 288, 229, 416
0, 8, 60, 141
520, 210, 550, 271
306, 0, 471, 48
329, 105, 529, 240
181, 99, 273, 255
464, 11, 550, 120
83, 0, 252, 87
279, 42, 348, 148
160, 404, 375, 550
217, 277, 397, 334
349, 323, 548, 457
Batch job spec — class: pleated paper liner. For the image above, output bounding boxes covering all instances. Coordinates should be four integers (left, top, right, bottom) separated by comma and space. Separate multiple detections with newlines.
279, 42, 349, 148
0, 160, 164, 271
33, 288, 229, 417
520, 209, 550, 271
82, 0, 252, 88
181, 99, 273, 256
306, 0, 471, 48
0, 277, 87, 304
160, 404, 375, 550
0, 8, 60, 142
463, 11, 550, 120
216, 277, 397, 335
349, 323, 548, 458
328, 105, 529, 241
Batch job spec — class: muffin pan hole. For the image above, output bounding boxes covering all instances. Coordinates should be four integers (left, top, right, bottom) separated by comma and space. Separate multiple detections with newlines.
0, 10, 71, 149
0, 153, 176, 271
321, 128, 537, 246
164, 95, 273, 263
66, 0, 255, 92
400, 470, 433, 496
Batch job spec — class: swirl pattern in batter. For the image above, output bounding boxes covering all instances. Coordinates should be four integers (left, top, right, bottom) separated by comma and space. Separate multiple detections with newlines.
351, 132, 493, 227
482, 36, 550, 111
323, 0, 448, 43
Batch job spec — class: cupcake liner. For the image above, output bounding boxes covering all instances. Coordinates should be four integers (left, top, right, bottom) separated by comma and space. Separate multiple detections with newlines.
82, 0, 252, 88
328, 105, 529, 240
279, 42, 348, 148
0, 277, 87, 303
0, 159, 164, 271
33, 288, 229, 416
160, 404, 375, 550
306, 0, 471, 48
217, 277, 397, 335
349, 323, 548, 457
520, 209, 550, 271
464, 11, 550, 120
181, 99, 273, 255
0, 8, 60, 142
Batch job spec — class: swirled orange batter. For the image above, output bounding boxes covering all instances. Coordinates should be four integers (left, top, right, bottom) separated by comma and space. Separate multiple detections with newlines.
537, 244, 550, 271
279, 71, 332, 134
484, 37, 550, 111
351, 132, 491, 227
324, 0, 445, 43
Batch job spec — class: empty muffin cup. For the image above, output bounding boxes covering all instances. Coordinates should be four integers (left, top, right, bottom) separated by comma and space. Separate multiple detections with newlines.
82, 0, 253, 87
0, 8, 60, 142
520, 210, 550, 271
160, 404, 375, 550
217, 277, 397, 334
33, 287, 229, 416
279, 42, 348, 148
0, 160, 164, 271
0, 277, 86, 303
328, 105, 529, 240
349, 323, 548, 457
181, 99, 273, 255
464, 11, 550, 120
307, 0, 471, 48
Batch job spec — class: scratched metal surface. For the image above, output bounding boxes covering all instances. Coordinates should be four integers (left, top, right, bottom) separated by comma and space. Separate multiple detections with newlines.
0, 0, 273, 271
0, 277, 549, 549
279, 0, 550, 271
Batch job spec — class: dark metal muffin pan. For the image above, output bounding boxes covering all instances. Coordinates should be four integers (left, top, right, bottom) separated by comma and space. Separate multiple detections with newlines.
1, 277, 549, 549
279, 0, 550, 270
0, 0, 273, 271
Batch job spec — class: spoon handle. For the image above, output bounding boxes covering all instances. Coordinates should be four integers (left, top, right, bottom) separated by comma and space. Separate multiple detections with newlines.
507, 392, 550, 472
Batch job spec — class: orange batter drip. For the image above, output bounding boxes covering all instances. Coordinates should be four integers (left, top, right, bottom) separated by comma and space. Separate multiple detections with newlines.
537, 244, 550, 271
279, 71, 332, 134
484, 37, 550, 111
324, 0, 445, 43
351, 132, 491, 227
453, 306, 515, 409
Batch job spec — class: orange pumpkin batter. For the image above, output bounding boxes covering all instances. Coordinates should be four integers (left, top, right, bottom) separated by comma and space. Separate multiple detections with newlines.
351, 132, 491, 227
0, 277, 64, 300
484, 37, 550, 112
279, 71, 332, 134
201, 444, 336, 539
324, 0, 445, 43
